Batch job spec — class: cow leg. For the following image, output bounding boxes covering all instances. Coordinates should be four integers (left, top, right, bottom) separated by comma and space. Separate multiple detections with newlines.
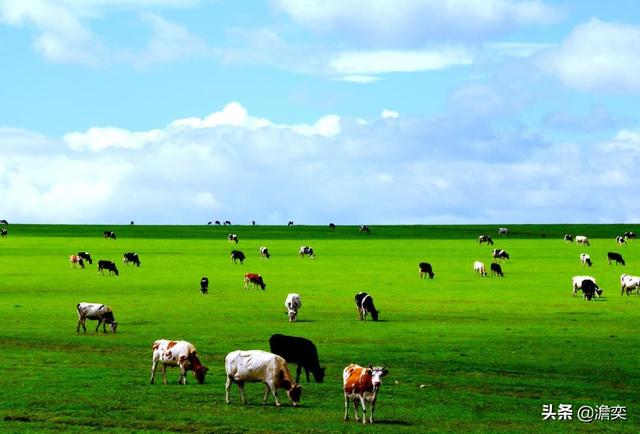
94, 319, 102, 332
238, 381, 246, 404
359, 397, 367, 424
357, 306, 363, 320
161, 365, 168, 385
77, 317, 86, 332
179, 364, 187, 385
352, 399, 361, 421
268, 383, 281, 407
296, 365, 302, 383
305, 366, 310, 383
344, 394, 349, 421
370, 400, 376, 423
150, 360, 158, 384
225, 377, 233, 403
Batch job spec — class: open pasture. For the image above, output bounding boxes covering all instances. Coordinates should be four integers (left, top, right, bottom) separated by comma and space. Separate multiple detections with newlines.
0, 224, 639, 433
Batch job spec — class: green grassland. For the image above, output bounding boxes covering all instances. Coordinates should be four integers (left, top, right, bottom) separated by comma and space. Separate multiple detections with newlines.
0, 224, 639, 433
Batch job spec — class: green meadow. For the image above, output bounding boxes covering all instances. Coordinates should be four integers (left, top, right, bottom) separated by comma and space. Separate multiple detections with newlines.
0, 224, 638, 433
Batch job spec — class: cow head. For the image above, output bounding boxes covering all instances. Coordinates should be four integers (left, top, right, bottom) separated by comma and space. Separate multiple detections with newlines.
370, 308, 379, 321
109, 322, 118, 333
312, 367, 326, 383
194, 365, 209, 384
370, 365, 389, 389
287, 384, 302, 407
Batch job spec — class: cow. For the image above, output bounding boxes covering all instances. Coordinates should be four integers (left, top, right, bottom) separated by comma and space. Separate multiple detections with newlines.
123, 252, 141, 267
244, 273, 266, 290
231, 250, 246, 264
473, 261, 487, 277
418, 262, 434, 279
478, 235, 493, 245
498, 227, 509, 235
77, 251, 93, 264
252, 220, 256, 226
76, 302, 117, 333
616, 236, 626, 246
103, 231, 116, 240
285, 293, 302, 322
492, 249, 510, 261
299, 246, 315, 259
359, 225, 370, 233
490, 262, 503, 277
343, 363, 389, 424
329, 223, 336, 229
268, 334, 326, 383
207, 221, 212, 225
215, 220, 221, 225
576, 235, 590, 246
150, 340, 209, 385
572, 275, 597, 297
200, 277, 209, 294
227, 233, 239, 244
98, 260, 119, 276
620, 274, 640, 296
224, 350, 302, 407
580, 253, 592, 267
224, 220, 231, 226
581, 279, 600, 300
0, 228, 7, 238
259, 246, 270, 259
624, 231, 637, 240
0, 219, 7, 224
355, 292, 379, 321
69, 255, 85, 269
563, 234, 574, 243
288, 221, 294, 226
607, 252, 625, 266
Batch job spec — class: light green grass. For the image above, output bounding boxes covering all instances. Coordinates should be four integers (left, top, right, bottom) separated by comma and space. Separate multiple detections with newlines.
0, 224, 639, 433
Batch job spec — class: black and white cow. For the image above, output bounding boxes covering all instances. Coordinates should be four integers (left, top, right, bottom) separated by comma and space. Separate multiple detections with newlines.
563, 234, 574, 243
200, 277, 209, 294
269, 334, 326, 383
227, 234, 239, 244
329, 223, 336, 229
77, 251, 93, 264
224, 220, 231, 226
259, 246, 270, 259
123, 252, 141, 267
581, 279, 602, 301
98, 260, 119, 276
492, 249, 510, 261
498, 227, 509, 235
615, 235, 626, 246
0, 228, 7, 238
76, 302, 117, 333
103, 231, 116, 240
215, 220, 221, 225
607, 252, 625, 266
576, 235, 590, 246
299, 246, 315, 259
478, 235, 494, 245
490, 262, 504, 277
624, 231, 637, 240
288, 221, 294, 226
418, 262, 434, 279
284, 293, 302, 322
355, 292, 379, 321
0, 219, 7, 224
580, 253, 592, 267
620, 274, 640, 296
359, 225, 370, 233
231, 250, 246, 264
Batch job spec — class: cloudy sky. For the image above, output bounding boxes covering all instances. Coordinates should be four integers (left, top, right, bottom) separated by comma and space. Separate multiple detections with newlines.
1, 0, 640, 224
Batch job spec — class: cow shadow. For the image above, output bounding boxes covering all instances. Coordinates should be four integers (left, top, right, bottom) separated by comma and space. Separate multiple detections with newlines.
292, 319, 315, 323
373, 419, 411, 426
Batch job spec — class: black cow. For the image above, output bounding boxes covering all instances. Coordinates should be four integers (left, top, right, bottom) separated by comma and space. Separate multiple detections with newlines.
478, 235, 493, 245
581, 279, 602, 301
607, 252, 625, 266
490, 262, 504, 277
624, 231, 637, 240
200, 277, 209, 294
123, 252, 141, 267
288, 221, 294, 226
329, 223, 336, 229
230, 250, 246, 264
252, 220, 256, 226
224, 220, 231, 226
98, 260, 119, 276
355, 292, 379, 321
269, 334, 326, 383
77, 252, 93, 264
103, 231, 116, 240
215, 220, 221, 225
563, 234, 574, 243
492, 249, 510, 261
0, 219, 7, 224
359, 225, 370, 233
418, 262, 434, 279
0, 228, 7, 238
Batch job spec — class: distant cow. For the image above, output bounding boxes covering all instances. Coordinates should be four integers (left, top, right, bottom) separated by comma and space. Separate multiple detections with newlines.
285, 293, 302, 322
580, 253, 592, 267
474, 261, 487, 277
227, 234, 238, 244
224, 220, 231, 226
244, 273, 266, 290
572, 275, 597, 297
69, 255, 85, 269
616, 235, 626, 246
231, 250, 246, 264
288, 221, 294, 226
224, 350, 302, 407
98, 260, 119, 276
490, 262, 503, 277
299, 246, 315, 258
329, 223, 336, 229
607, 252, 625, 266
581, 279, 602, 301
498, 227, 509, 235
0, 219, 7, 224
103, 231, 116, 240
343, 363, 389, 424
123, 252, 141, 267
76, 302, 117, 333
418, 262, 434, 279
478, 235, 493, 245
269, 334, 326, 383
359, 225, 370, 233
215, 220, 221, 225
0, 228, 6, 238
492, 249, 510, 261
620, 274, 640, 296
563, 234, 574, 243
150, 340, 209, 385
576, 235, 590, 246
355, 292, 379, 321
200, 277, 209, 294
259, 246, 270, 259
77, 251, 93, 264
624, 231, 637, 240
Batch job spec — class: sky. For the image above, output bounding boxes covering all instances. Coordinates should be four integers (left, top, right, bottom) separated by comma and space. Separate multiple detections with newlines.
1, 0, 640, 225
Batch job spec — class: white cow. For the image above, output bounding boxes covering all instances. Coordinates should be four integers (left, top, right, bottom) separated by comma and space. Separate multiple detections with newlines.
576, 235, 590, 246
579, 253, 592, 267
76, 302, 117, 333
285, 293, 302, 322
473, 261, 487, 277
150, 340, 209, 385
620, 274, 640, 296
224, 350, 302, 407
572, 276, 597, 297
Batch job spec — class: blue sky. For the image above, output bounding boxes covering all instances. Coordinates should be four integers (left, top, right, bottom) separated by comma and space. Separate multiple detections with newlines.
1, 0, 640, 224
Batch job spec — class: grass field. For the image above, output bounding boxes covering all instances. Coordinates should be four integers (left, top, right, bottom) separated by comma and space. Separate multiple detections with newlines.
0, 224, 639, 433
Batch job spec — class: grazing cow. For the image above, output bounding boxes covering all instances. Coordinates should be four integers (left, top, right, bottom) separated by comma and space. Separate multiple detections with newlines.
607, 252, 625, 266
259, 246, 270, 259
224, 350, 302, 407
76, 302, 117, 333
77, 251, 93, 264
150, 340, 209, 385
563, 234, 574, 243
215, 220, 221, 225
224, 220, 231, 226
418, 262, 434, 279
329, 223, 336, 229
616, 235, 626, 246
581, 279, 602, 301
576, 235, 590, 246
69, 255, 85, 269
244, 273, 266, 290
580, 253, 592, 267
0, 219, 7, 224
200, 277, 209, 294
227, 233, 239, 244
473, 261, 487, 277
492, 249, 510, 261
0, 228, 7, 238
103, 231, 116, 240
123, 252, 141, 267
288, 221, 294, 226
252, 220, 256, 226
359, 225, 370, 233
98, 260, 119, 276
620, 274, 640, 296
624, 231, 637, 240
268, 334, 326, 383
490, 262, 503, 277
572, 275, 597, 297
343, 363, 389, 424
355, 292, 379, 321
478, 235, 494, 245
231, 250, 246, 264
299, 246, 315, 258
207, 221, 212, 225
498, 227, 509, 235
285, 293, 302, 322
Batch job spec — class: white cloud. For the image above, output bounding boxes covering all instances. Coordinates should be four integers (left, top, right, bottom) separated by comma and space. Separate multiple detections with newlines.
381, 109, 399, 119
336, 75, 380, 83
485, 41, 555, 58
64, 126, 164, 152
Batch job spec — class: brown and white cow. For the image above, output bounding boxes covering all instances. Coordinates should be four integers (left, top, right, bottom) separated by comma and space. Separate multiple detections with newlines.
224, 350, 302, 407
76, 302, 117, 333
343, 363, 389, 424
244, 273, 266, 290
150, 339, 209, 385
69, 255, 85, 269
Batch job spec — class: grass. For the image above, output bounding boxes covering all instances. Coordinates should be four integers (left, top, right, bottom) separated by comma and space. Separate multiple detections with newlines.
0, 224, 639, 433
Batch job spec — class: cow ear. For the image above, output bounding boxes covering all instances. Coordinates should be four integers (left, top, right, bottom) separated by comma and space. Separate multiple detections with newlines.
367, 362, 372, 369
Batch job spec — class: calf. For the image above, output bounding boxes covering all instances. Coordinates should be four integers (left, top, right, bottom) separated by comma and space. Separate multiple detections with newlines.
200, 277, 209, 294
224, 350, 302, 407
490, 262, 503, 277
478, 235, 493, 245
259, 246, 270, 259
98, 260, 119, 276
103, 231, 116, 240
343, 363, 389, 424
576, 235, 590, 246
77, 251, 93, 264
244, 273, 266, 290
418, 262, 434, 279
355, 292, 379, 321
227, 233, 239, 244
581, 279, 602, 301
285, 293, 302, 322
563, 234, 574, 243
474, 261, 487, 277
492, 249, 509, 261
150, 340, 209, 385
123, 252, 141, 267
69, 255, 85, 269
607, 252, 625, 266
580, 253, 592, 267
268, 334, 326, 383
572, 275, 597, 297
299, 246, 315, 258
231, 250, 246, 264
620, 274, 640, 296
76, 302, 117, 333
